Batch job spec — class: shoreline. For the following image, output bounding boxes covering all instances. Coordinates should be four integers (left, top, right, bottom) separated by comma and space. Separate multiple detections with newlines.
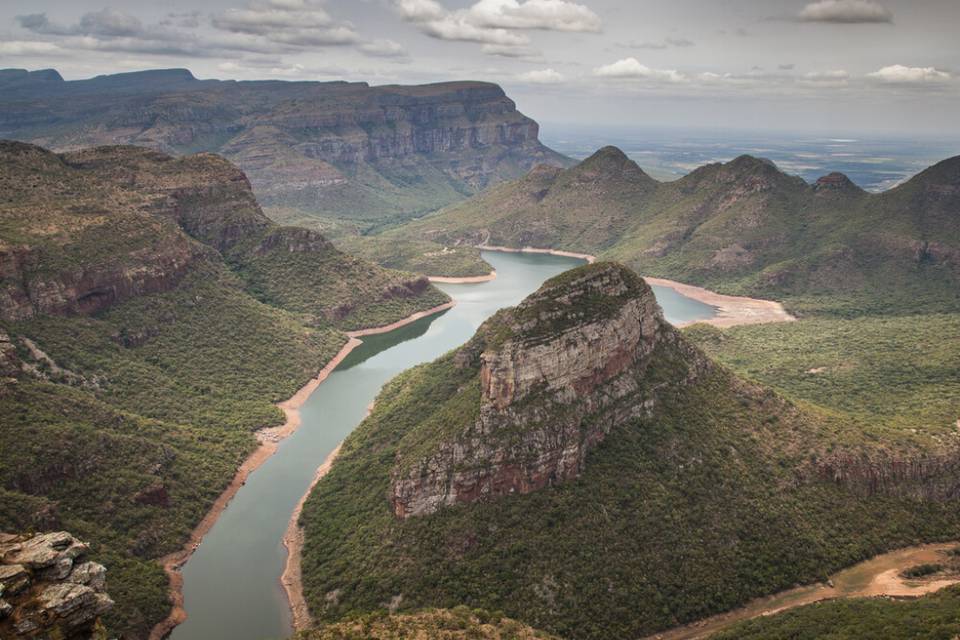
643, 277, 796, 328
428, 272, 497, 284
479, 244, 597, 264
345, 302, 455, 337
281, 442, 343, 631
149, 301, 457, 640
459, 245, 793, 329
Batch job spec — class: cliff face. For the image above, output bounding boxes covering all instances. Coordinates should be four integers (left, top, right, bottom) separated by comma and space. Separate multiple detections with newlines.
0, 142, 269, 322
0, 141, 449, 328
391, 263, 710, 518
0, 69, 569, 225
0, 532, 113, 640
810, 449, 960, 502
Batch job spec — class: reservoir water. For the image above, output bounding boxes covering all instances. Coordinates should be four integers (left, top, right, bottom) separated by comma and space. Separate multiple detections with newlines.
171, 250, 715, 640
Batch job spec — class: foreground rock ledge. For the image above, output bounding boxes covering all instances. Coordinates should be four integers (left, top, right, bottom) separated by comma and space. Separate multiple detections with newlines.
0, 532, 113, 639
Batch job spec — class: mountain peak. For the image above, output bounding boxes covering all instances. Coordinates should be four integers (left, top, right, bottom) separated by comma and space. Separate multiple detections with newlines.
390, 262, 709, 518
813, 171, 862, 193
574, 145, 653, 183
901, 155, 960, 193
728, 154, 780, 172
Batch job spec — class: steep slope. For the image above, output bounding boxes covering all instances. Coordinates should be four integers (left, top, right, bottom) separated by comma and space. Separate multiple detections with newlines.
0, 141, 446, 637
298, 263, 960, 639
0, 68, 570, 230
377, 148, 960, 316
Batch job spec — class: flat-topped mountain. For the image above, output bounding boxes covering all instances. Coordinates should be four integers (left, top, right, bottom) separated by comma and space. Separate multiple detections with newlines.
0, 141, 448, 637
298, 262, 960, 639
373, 147, 960, 316
0, 68, 569, 230
391, 263, 707, 517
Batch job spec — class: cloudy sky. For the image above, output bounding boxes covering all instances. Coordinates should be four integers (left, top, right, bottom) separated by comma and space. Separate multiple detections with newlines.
2, 0, 959, 134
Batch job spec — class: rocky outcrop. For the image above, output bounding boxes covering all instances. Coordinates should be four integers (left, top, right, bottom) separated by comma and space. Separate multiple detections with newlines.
0, 532, 113, 639
391, 263, 711, 518
0, 237, 201, 323
813, 172, 862, 193
254, 227, 333, 256
0, 331, 19, 378
808, 448, 960, 502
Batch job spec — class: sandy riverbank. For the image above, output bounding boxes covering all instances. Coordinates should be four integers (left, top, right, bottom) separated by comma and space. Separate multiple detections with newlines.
429, 272, 497, 284
479, 244, 597, 263
643, 277, 796, 328
470, 246, 792, 328
346, 302, 455, 337
149, 302, 456, 640
281, 442, 343, 630
645, 541, 960, 640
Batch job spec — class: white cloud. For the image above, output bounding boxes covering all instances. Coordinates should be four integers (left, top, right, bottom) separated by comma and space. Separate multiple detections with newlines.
518, 67, 564, 83
0, 40, 62, 56
394, 0, 448, 22
867, 64, 951, 84
394, 0, 600, 48
359, 39, 408, 58
419, 15, 530, 45
469, 0, 601, 32
798, 0, 893, 24
594, 58, 687, 83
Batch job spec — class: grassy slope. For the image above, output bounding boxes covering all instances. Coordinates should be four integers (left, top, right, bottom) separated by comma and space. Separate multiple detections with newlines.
1, 263, 345, 634
0, 142, 448, 636
368, 148, 960, 318
297, 272, 960, 639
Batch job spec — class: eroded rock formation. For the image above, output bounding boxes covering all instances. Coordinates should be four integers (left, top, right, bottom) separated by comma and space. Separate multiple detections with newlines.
0, 532, 113, 639
391, 263, 710, 518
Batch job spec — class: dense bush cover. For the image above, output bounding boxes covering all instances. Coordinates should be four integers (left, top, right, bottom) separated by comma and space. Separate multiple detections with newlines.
712, 586, 960, 640
298, 332, 960, 639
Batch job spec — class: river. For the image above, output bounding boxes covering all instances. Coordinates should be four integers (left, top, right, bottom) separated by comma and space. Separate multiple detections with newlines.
170, 250, 716, 640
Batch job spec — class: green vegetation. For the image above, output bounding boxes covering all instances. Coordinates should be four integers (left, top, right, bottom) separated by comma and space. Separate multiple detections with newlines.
297, 607, 558, 640
902, 563, 944, 579
1, 263, 345, 635
0, 141, 451, 636
227, 229, 450, 331
684, 314, 960, 446
298, 271, 960, 639
364, 147, 960, 318
337, 236, 488, 279
711, 586, 960, 640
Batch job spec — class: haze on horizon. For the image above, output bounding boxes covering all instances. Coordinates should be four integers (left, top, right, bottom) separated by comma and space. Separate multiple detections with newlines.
1, 0, 958, 136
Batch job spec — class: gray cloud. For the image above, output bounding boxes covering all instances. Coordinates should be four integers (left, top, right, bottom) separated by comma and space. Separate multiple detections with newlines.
211, 0, 359, 46
617, 36, 694, 50
798, 0, 893, 24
